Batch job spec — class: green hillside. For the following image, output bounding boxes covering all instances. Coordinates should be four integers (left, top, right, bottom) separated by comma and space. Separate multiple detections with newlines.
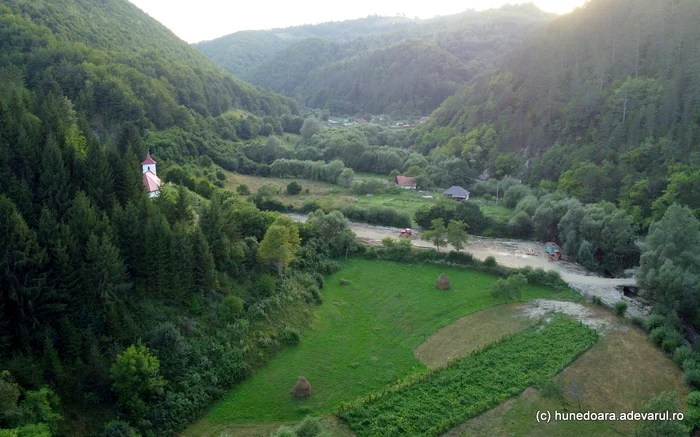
416, 0, 700, 228
0, 1, 325, 436
194, 15, 420, 78
198, 5, 553, 116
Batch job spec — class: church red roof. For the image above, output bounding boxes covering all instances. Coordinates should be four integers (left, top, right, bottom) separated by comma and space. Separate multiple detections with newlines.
143, 170, 162, 193
142, 151, 156, 165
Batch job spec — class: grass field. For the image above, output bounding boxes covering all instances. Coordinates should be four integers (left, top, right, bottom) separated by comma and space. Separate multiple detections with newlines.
339, 317, 598, 436
184, 259, 577, 435
414, 303, 536, 368
223, 171, 441, 218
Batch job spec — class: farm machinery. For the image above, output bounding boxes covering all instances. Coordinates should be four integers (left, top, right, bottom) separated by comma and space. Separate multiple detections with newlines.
545, 242, 562, 261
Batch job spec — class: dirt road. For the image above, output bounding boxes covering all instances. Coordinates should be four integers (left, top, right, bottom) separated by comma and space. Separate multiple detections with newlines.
290, 214, 647, 317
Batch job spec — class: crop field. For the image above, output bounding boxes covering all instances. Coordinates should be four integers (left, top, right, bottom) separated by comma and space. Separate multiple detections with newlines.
339, 317, 598, 436
184, 259, 577, 435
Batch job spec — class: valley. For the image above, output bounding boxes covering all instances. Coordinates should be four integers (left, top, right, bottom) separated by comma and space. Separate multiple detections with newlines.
1, 0, 699, 436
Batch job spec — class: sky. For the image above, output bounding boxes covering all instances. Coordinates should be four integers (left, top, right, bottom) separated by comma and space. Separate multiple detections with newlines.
128, 0, 587, 44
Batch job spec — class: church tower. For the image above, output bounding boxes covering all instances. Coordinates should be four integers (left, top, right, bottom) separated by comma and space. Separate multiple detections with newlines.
142, 150, 157, 175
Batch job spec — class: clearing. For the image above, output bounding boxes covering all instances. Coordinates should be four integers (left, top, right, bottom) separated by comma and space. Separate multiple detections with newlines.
183, 259, 577, 435
290, 215, 646, 316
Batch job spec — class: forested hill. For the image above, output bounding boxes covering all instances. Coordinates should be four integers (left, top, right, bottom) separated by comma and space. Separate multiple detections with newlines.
416, 0, 700, 228
194, 15, 421, 78
0, 1, 332, 436
1, 0, 299, 126
198, 5, 553, 116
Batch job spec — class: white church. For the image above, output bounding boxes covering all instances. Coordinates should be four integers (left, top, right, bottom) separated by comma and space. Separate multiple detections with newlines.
142, 151, 162, 198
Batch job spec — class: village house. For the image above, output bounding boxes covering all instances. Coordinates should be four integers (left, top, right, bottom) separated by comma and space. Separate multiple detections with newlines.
142, 151, 162, 198
395, 175, 417, 190
443, 185, 470, 201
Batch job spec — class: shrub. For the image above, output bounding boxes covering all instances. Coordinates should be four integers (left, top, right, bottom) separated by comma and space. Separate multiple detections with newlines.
490, 273, 527, 303
300, 200, 322, 213
648, 325, 684, 353
644, 314, 667, 332
592, 296, 602, 305
483, 256, 497, 269
220, 295, 244, 323
215, 169, 226, 181
101, 420, 140, 437
685, 368, 700, 391
258, 182, 280, 197
685, 391, 700, 431
613, 301, 628, 316
673, 346, 697, 367
286, 181, 302, 195
661, 331, 684, 353
258, 274, 277, 297
236, 184, 250, 195
278, 327, 301, 346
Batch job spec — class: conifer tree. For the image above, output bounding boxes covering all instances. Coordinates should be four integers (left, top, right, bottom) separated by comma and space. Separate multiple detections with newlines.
84, 140, 115, 210
190, 227, 216, 294
39, 136, 71, 218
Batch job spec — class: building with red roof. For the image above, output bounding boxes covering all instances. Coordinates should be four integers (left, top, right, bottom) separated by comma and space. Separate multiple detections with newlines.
395, 175, 417, 190
141, 151, 162, 198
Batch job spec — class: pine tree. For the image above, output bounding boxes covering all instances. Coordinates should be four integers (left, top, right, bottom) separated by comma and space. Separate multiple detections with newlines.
145, 215, 174, 294
0, 195, 48, 349
190, 227, 216, 294
84, 234, 132, 318
84, 139, 115, 210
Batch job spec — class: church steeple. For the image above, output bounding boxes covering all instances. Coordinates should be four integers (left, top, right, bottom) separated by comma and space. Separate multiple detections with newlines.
142, 150, 156, 175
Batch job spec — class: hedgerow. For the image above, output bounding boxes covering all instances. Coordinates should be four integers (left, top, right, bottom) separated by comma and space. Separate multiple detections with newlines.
338, 317, 597, 436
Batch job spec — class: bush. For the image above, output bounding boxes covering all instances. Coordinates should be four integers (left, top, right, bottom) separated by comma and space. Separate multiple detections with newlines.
649, 325, 683, 353
644, 314, 667, 332
685, 368, 700, 391
483, 256, 497, 269
592, 296, 602, 305
613, 301, 628, 316
101, 420, 140, 437
258, 182, 280, 197
673, 346, 697, 367
257, 274, 277, 297
490, 273, 527, 303
661, 331, 684, 354
508, 212, 534, 239
300, 200, 322, 213
236, 184, 250, 195
220, 295, 244, 323
286, 181, 302, 195
278, 327, 301, 346
686, 391, 700, 431
215, 169, 226, 181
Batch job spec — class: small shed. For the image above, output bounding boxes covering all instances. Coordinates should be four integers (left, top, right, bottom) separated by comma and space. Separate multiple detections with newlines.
443, 186, 470, 201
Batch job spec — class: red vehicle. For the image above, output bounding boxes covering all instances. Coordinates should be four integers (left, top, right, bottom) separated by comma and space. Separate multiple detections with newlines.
399, 228, 413, 238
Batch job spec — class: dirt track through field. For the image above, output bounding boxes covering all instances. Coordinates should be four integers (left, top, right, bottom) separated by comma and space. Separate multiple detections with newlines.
289, 214, 648, 318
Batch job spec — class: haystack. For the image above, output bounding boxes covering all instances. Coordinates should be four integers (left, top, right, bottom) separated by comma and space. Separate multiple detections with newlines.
292, 376, 312, 398
436, 273, 450, 290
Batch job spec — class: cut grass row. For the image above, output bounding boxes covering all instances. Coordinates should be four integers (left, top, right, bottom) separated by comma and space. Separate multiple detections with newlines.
338, 316, 598, 437
184, 259, 578, 434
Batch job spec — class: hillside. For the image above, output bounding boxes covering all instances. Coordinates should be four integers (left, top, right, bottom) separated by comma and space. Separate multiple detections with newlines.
199, 5, 553, 116
194, 15, 420, 77
1, 0, 299, 128
416, 0, 700, 228
0, 1, 327, 436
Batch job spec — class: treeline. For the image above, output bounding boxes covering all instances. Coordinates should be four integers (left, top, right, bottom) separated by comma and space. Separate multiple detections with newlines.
201, 4, 553, 116
415, 0, 700, 230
